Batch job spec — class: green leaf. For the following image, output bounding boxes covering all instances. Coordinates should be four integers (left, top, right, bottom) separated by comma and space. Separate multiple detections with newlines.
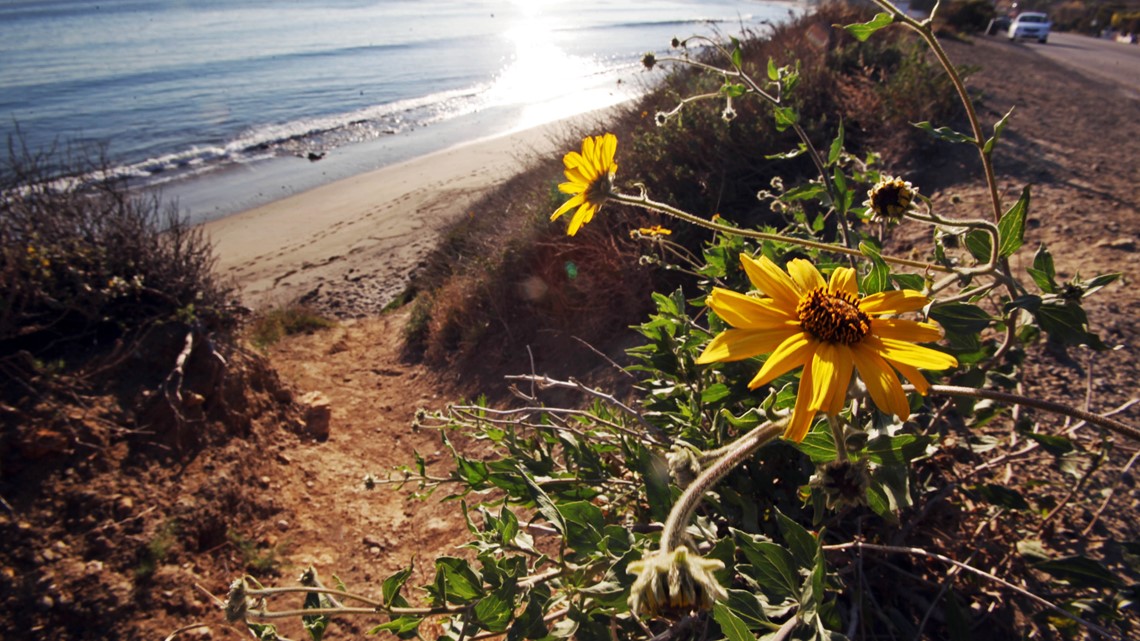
1033, 302, 1092, 346
1027, 244, 1057, 293
773, 106, 797, 132
775, 508, 817, 567
891, 272, 926, 291
929, 303, 992, 334
1034, 556, 1124, 589
797, 428, 838, 464
248, 622, 281, 641
722, 82, 746, 98
382, 566, 414, 608
731, 46, 743, 69
972, 483, 1030, 510
1021, 431, 1075, 456
861, 434, 933, 465
998, 186, 1030, 257
701, 383, 731, 404
964, 229, 992, 263
713, 602, 754, 641
842, 12, 894, 41
522, 469, 566, 534
828, 122, 844, 166
557, 501, 605, 554
369, 616, 423, 638
724, 589, 773, 630
733, 530, 801, 602
507, 591, 550, 641
431, 557, 484, 604
303, 590, 332, 641
914, 121, 975, 144
859, 241, 890, 295
474, 591, 515, 632
767, 57, 779, 81
983, 107, 1015, 155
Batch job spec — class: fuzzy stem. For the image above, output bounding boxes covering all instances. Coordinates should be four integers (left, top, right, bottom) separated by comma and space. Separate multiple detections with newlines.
609, 191, 952, 274
660, 422, 784, 551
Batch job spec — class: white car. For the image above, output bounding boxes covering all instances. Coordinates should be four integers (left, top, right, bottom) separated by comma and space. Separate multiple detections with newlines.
1009, 12, 1051, 43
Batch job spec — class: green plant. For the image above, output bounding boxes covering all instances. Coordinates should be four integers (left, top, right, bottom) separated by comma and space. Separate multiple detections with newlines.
216, 3, 1139, 641
228, 529, 287, 576
247, 304, 335, 350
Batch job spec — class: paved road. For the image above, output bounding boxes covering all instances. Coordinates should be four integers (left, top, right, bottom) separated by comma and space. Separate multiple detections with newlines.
998, 31, 1140, 99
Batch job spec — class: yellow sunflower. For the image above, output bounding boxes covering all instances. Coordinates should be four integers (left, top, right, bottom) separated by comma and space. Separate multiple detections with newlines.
550, 133, 617, 236
696, 254, 957, 442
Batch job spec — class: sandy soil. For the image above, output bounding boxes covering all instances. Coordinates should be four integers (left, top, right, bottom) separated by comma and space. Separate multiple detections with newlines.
204, 119, 587, 316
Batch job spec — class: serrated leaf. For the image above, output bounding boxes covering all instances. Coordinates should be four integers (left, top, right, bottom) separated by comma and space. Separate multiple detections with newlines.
842, 12, 894, 41
713, 602, 754, 641
998, 186, 1029, 257
775, 508, 817, 567
914, 121, 974, 144
474, 591, 514, 632
702, 383, 732, 404
432, 557, 484, 604
1028, 244, 1057, 293
724, 589, 773, 630
557, 501, 605, 554
733, 530, 801, 601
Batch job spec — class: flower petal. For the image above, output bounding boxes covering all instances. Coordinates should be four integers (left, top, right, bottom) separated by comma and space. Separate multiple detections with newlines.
696, 327, 796, 364
868, 335, 958, 371
566, 203, 597, 236
809, 342, 841, 412
852, 342, 910, 420
740, 254, 801, 308
824, 345, 855, 415
787, 259, 826, 294
600, 133, 617, 170
872, 318, 944, 343
892, 361, 930, 395
859, 289, 929, 315
550, 194, 584, 222
748, 332, 814, 390
558, 179, 586, 195
784, 361, 818, 442
828, 267, 858, 298
707, 288, 797, 328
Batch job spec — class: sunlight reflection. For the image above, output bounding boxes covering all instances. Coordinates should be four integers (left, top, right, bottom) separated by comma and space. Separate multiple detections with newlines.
491, 3, 639, 129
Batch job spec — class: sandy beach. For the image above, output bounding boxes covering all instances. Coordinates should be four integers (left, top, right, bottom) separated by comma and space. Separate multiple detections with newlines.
204, 118, 587, 314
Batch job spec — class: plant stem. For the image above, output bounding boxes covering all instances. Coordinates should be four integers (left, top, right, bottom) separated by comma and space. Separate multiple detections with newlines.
923, 384, 1140, 443
609, 191, 952, 273
660, 421, 783, 551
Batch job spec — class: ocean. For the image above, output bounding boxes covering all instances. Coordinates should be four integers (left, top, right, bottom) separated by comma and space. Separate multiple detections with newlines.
0, 0, 799, 223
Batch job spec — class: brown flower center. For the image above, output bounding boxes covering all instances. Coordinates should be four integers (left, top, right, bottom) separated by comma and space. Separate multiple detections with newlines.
585, 172, 613, 206
797, 287, 870, 345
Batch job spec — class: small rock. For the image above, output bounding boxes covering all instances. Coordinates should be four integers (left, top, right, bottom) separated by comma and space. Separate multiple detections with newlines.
275, 452, 292, 465
276, 519, 289, 532
297, 391, 332, 441
363, 534, 384, 549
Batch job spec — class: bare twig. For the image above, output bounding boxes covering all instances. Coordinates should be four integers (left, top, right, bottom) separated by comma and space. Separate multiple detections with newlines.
572, 335, 635, 379
1082, 449, 1140, 536
504, 374, 667, 443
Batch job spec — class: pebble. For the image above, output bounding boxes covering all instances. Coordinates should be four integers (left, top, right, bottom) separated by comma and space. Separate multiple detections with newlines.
276, 519, 289, 532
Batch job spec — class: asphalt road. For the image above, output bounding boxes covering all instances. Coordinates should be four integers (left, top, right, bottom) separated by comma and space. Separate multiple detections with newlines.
997, 31, 1140, 99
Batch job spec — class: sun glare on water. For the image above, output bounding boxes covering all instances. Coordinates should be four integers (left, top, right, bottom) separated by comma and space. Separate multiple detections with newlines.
492, 0, 637, 129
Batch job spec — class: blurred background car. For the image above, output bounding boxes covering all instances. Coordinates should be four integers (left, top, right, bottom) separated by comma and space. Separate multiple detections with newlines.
1009, 12, 1051, 43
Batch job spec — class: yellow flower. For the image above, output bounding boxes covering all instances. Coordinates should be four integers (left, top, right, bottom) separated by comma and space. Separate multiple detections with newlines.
696, 255, 957, 442
633, 225, 672, 238
550, 133, 617, 236
865, 176, 917, 221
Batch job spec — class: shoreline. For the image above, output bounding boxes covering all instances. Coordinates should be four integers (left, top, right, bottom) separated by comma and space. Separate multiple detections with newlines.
204, 111, 611, 314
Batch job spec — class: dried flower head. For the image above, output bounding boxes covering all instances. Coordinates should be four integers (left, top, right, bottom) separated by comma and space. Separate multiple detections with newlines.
641, 52, 657, 70
865, 176, 918, 221
628, 546, 727, 617
810, 458, 871, 510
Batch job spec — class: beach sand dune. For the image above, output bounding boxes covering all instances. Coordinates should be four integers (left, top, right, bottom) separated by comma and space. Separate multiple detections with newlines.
205, 122, 573, 314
